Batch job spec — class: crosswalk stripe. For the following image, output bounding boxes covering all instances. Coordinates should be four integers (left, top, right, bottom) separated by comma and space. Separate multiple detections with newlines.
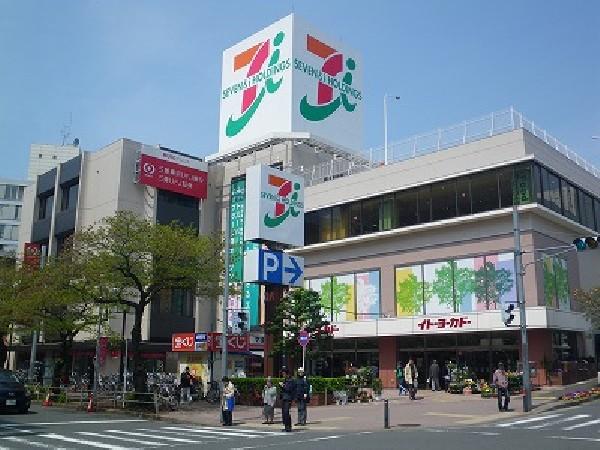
161, 425, 269, 438
2, 436, 52, 448
137, 428, 228, 440
562, 418, 600, 431
192, 426, 286, 436
106, 430, 204, 444
497, 414, 562, 427
40, 433, 134, 449
0, 420, 146, 428
525, 414, 591, 429
78, 431, 168, 446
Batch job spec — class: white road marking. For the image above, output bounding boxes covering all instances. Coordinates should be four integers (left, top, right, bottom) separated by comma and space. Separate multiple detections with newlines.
137, 428, 228, 440
185, 425, 286, 435
562, 418, 600, 431
106, 430, 204, 444
526, 414, 591, 429
78, 431, 168, 446
469, 431, 501, 436
496, 414, 562, 427
40, 433, 134, 449
549, 436, 600, 443
161, 425, 267, 438
0, 420, 146, 428
2, 436, 52, 448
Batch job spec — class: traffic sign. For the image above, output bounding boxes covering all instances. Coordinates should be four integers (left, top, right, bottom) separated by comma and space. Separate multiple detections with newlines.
243, 248, 304, 287
298, 329, 309, 347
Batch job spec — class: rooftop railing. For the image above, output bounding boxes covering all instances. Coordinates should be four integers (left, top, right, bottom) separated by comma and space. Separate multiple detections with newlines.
306, 107, 599, 186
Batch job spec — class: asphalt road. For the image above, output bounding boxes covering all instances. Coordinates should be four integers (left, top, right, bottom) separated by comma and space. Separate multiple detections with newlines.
1, 401, 599, 449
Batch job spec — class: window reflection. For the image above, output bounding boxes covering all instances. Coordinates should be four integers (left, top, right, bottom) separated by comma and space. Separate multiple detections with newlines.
471, 171, 499, 213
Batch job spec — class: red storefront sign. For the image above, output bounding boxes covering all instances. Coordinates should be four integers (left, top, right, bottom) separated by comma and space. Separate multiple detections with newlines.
139, 153, 207, 199
172, 333, 195, 352
23, 243, 41, 269
207, 333, 250, 352
417, 317, 472, 331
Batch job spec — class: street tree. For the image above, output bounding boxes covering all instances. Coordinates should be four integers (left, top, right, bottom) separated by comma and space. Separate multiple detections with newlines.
75, 211, 222, 392
266, 288, 331, 372
575, 287, 600, 329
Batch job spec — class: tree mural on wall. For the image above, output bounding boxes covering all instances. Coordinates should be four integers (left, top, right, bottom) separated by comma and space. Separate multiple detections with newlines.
395, 272, 431, 314
473, 261, 513, 309
322, 276, 352, 320
431, 261, 455, 308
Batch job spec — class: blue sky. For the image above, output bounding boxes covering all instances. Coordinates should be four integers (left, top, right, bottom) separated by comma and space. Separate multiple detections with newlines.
1, 0, 599, 180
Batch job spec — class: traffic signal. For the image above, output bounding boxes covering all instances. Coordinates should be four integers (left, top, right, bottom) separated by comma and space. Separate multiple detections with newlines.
502, 303, 515, 326
235, 311, 249, 333
573, 236, 599, 251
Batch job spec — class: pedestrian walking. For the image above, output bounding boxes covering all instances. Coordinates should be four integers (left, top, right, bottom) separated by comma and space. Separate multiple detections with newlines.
429, 360, 440, 391
295, 368, 310, 426
396, 362, 407, 396
221, 377, 235, 426
492, 363, 510, 411
441, 362, 450, 392
180, 367, 192, 404
404, 359, 418, 400
262, 376, 277, 424
279, 368, 296, 432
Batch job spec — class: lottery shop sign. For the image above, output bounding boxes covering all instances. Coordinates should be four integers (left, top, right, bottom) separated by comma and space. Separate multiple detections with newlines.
417, 316, 473, 332
138, 144, 208, 199
172, 333, 195, 352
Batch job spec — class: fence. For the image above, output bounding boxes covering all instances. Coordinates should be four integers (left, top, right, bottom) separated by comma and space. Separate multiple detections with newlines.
306, 107, 600, 185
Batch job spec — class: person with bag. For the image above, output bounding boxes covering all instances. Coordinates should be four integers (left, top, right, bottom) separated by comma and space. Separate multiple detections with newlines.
221, 377, 235, 426
396, 362, 407, 396
404, 359, 418, 400
180, 367, 192, 404
429, 360, 440, 391
279, 368, 296, 432
262, 376, 277, 424
492, 362, 510, 411
295, 368, 310, 426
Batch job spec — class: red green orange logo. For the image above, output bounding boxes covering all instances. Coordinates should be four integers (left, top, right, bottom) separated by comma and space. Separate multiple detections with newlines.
263, 174, 302, 228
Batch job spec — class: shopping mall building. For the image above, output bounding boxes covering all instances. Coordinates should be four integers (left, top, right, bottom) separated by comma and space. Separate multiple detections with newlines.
10, 14, 599, 386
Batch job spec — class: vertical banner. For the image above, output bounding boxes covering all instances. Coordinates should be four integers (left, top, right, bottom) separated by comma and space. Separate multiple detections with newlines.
229, 177, 260, 329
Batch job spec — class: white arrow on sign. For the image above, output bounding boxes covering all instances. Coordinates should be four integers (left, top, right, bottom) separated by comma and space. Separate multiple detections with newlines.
282, 254, 304, 287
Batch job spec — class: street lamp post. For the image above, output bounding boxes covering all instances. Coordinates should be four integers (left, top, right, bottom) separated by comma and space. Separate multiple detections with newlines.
221, 186, 232, 381
383, 94, 400, 165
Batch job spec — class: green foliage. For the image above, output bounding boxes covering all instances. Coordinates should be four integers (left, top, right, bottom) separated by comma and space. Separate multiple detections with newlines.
473, 261, 513, 308
322, 276, 351, 319
266, 288, 331, 369
432, 261, 455, 307
395, 272, 428, 314
232, 377, 347, 395
575, 287, 600, 329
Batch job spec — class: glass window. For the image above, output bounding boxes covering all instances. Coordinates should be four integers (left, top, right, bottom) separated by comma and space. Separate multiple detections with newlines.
395, 265, 424, 316
543, 255, 557, 308
418, 186, 432, 223
0, 225, 19, 240
561, 181, 579, 222
0, 205, 20, 220
541, 167, 561, 213
426, 261, 456, 314
309, 277, 332, 321
331, 204, 349, 240
578, 191, 595, 230
356, 271, 380, 320
318, 209, 332, 242
361, 197, 381, 234
381, 195, 394, 231
431, 181, 457, 221
498, 167, 514, 208
395, 189, 419, 227
0, 184, 24, 201
533, 164, 543, 204
554, 257, 570, 311
595, 199, 600, 232
331, 274, 355, 321
456, 179, 471, 215
304, 211, 319, 245
38, 193, 54, 220
349, 202, 362, 236
455, 257, 476, 312
471, 170, 500, 213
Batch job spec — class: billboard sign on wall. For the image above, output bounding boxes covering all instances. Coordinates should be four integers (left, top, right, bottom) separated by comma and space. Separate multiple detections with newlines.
218, 14, 363, 154
244, 164, 304, 247
138, 145, 208, 199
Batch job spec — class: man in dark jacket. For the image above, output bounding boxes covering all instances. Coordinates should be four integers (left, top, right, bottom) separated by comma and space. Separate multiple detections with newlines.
295, 368, 310, 426
429, 360, 440, 391
180, 367, 192, 403
279, 368, 295, 432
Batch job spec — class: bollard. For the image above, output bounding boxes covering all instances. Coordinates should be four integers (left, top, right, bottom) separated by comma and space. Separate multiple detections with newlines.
384, 399, 390, 429
154, 392, 159, 418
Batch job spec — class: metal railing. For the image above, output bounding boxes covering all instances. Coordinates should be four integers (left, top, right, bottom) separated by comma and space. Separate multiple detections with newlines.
306, 107, 600, 185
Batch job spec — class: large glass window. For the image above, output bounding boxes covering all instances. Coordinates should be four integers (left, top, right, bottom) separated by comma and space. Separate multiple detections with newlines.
561, 181, 579, 222
541, 167, 562, 213
349, 202, 362, 236
471, 170, 499, 213
0, 184, 24, 201
418, 186, 432, 222
331, 204, 349, 240
595, 199, 600, 232
60, 182, 79, 211
498, 167, 514, 208
533, 164, 543, 204
395, 265, 424, 316
456, 179, 471, 215
309, 278, 332, 321
395, 189, 419, 227
318, 209, 332, 242
0, 205, 21, 220
578, 191, 595, 230
0, 225, 19, 240
38, 193, 54, 220
304, 211, 319, 245
431, 181, 457, 221
381, 195, 394, 231
331, 274, 354, 321
543, 255, 570, 310
356, 271, 380, 320
425, 261, 455, 314
361, 197, 381, 234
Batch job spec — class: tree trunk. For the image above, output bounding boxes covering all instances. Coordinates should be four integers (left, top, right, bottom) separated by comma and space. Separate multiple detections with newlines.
62, 336, 73, 385
0, 334, 7, 370
131, 302, 146, 393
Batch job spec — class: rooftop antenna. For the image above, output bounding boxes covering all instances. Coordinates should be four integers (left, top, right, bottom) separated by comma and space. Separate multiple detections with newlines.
60, 112, 72, 146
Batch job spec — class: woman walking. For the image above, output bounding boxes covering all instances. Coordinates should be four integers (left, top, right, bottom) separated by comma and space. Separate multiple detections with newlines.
404, 359, 418, 400
221, 377, 235, 426
262, 376, 277, 424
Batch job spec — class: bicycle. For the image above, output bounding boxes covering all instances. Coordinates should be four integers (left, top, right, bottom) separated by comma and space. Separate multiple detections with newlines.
205, 381, 221, 404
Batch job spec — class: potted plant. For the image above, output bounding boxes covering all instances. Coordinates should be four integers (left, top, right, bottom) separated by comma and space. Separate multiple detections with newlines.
372, 378, 383, 401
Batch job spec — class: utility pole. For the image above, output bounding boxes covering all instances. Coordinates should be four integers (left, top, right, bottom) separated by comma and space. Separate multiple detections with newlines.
92, 307, 104, 403
221, 187, 232, 381
513, 205, 531, 412
28, 245, 46, 383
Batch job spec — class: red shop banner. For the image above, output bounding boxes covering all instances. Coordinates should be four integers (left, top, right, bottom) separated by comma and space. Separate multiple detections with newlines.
23, 243, 41, 269
172, 333, 195, 352
139, 153, 207, 200
207, 333, 250, 352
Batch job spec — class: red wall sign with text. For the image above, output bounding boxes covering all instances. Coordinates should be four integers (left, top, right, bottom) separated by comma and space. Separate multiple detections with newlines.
139, 153, 207, 199
172, 333, 196, 352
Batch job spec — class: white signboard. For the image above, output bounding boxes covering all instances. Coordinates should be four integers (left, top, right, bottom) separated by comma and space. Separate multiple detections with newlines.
244, 164, 304, 246
218, 14, 363, 154
244, 248, 304, 287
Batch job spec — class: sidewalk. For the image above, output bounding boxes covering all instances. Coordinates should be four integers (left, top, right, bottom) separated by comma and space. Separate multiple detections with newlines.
160, 378, 599, 431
